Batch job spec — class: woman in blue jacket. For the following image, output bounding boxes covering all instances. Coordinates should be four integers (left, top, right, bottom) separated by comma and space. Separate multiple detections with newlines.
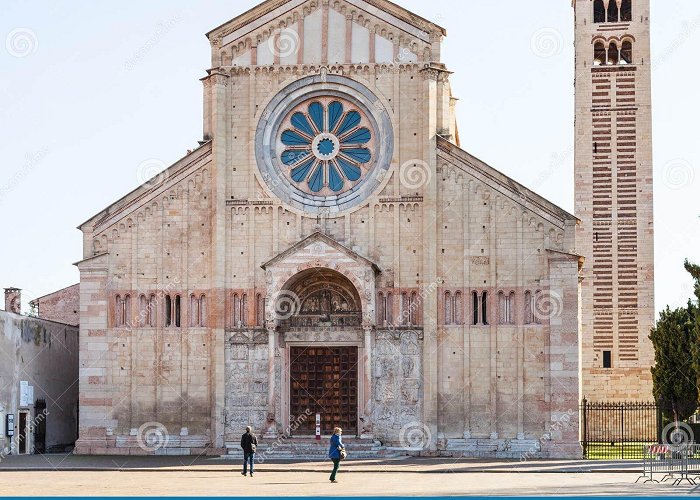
328, 427, 344, 483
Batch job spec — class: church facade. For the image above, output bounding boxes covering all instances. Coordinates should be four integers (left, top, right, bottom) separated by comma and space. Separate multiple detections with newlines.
74, 0, 581, 458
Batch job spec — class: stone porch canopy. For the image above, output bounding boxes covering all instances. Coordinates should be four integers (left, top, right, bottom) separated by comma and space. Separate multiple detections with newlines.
261, 231, 380, 329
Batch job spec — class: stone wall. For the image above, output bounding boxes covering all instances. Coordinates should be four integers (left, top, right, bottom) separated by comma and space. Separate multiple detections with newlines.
30, 284, 80, 326
0, 311, 79, 454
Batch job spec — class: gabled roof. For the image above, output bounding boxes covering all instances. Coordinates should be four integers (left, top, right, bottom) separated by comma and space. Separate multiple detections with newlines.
206, 0, 446, 42
77, 141, 212, 232
436, 136, 578, 229
261, 231, 381, 273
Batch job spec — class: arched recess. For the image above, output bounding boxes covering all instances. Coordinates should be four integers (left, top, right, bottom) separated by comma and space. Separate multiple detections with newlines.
594, 41, 607, 66
593, 0, 606, 23
277, 268, 363, 329
621, 40, 633, 64
608, 41, 620, 65
608, 0, 619, 22
620, 0, 632, 22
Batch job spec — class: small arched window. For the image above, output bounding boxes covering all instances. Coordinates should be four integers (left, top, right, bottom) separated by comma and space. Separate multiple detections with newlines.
621, 40, 632, 64
608, 0, 619, 23
594, 41, 607, 66
593, 0, 606, 23
256, 293, 265, 327
481, 291, 489, 326
115, 294, 123, 327
498, 292, 506, 324
148, 294, 157, 327
444, 291, 452, 325
620, 0, 632, 22
165, 295, 172, 327
524, 291, 533, 325
232, 293, 247, 327
139, 294, 149, 327
190, 294, 199, 328
377, 292, 385, 326
608, 41, 620, 65
455, 291, 463, 325
174, 294, 181, 328
410, 291, 419, 325
401, 292, 409, 326
472, 291, 479, 326
386, 292, 393, 325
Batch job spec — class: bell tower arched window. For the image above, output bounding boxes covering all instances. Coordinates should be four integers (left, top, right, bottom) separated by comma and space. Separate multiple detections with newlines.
593, 0, 606, 23
620, 0, 632, 22
621, 40, 632, 64
594, 42, 607, 66
608, 42, 620, 65
608, 0, 619, 23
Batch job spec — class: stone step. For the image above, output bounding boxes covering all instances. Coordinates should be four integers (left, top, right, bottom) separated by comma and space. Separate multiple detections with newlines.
223, 438, 401, 460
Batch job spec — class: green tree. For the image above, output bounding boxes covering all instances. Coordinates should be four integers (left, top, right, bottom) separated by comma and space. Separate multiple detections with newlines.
685, 260, 700, 401
649, 303, 698, 423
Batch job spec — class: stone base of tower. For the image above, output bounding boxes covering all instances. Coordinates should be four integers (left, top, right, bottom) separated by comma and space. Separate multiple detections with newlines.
582, 367, 653, 401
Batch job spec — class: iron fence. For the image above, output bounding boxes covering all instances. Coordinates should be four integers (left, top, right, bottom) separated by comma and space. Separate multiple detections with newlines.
581, 399, 662, 459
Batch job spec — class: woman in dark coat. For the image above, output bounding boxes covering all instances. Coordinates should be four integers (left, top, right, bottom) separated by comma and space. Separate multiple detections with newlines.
328, 427, 344, 483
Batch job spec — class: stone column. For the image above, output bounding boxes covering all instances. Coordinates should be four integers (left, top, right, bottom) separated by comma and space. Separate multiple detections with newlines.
360, 324, 374, 439
264, 325, 277, 438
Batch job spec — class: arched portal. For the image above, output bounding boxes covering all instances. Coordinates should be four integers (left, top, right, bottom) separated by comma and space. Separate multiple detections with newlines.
279, 268, 362, 329
277, 268, 367, 437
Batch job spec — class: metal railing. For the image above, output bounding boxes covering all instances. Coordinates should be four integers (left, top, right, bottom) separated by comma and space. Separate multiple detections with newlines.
636, 444, 700, 486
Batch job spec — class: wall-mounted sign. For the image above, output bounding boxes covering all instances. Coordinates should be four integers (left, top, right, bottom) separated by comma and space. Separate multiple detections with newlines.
19, 381, 33, 407
6, 414, 14, 437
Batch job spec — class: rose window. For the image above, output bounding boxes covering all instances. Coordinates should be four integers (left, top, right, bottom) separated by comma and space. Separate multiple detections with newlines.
279, 98, 374, 195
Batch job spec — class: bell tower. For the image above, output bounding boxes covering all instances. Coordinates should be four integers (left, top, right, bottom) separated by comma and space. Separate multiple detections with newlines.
574, 0, 655, 400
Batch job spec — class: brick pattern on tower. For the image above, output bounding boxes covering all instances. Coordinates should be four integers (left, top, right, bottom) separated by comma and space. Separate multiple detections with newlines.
574, 0, 655, 400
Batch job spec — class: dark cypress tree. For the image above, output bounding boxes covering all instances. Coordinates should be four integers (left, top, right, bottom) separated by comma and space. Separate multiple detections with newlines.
649, 303, 698, 423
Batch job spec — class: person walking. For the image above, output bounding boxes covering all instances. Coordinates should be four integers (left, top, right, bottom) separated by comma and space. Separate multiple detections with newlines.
240, 426, 258, 477
328, 427, 345, 483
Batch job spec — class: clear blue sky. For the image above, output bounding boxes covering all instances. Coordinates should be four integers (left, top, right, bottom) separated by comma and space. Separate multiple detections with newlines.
1, 0, 698, 314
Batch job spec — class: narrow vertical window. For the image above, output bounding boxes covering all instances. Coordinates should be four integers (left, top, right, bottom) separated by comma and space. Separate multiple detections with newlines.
481, 291, 488, 326
377, 292, 385, 326
386, 292, 393, 325
241, 293, 247, 327
124, 295, 131, 327
508, 292, 515, 324
444, 291, 452, 325
233, 293, 240, 327
165, 295, 172, 327
401, 292, 409, 326
524, 291, 533, 325
594, 42, 607, 66
498, 292, 506, 325
115, 295, 123, 327
148, 294, 156, 327
472, 291, 479, 325
256, 293, 264, 327
199, 294, 206, 327
593, 0, 606, 23
410, 292, 419, 325
190, 294, 199, 328
603, 350, 612, 368
534, 290, 543, 325
174, 295, 181, 327
621, 41, 632, 64
455, 291, 463, 325
607, 0, 619, 23
608, 42, 619, 65
139, 295, 148, 327
620, 0, 632, 22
